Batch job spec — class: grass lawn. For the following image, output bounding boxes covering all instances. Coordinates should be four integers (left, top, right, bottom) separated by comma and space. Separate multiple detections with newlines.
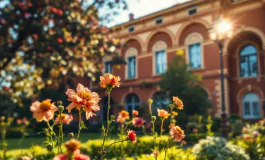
6, 132, 115, 150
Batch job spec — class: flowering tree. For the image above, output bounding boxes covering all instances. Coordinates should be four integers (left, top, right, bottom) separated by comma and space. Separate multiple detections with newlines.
0, 0, 127, 106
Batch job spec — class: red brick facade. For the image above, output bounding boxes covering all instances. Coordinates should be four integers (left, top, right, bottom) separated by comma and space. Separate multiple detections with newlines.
92, 0, 265, 121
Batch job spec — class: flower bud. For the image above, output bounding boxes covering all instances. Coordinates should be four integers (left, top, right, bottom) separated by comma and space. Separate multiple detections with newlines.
57, 101, 63, 106
151, 116, 156, 121
1, 116, 5, 121
58, 105, 64, 112
46, 143, 53, 152
148, 99, 153, 104
68, 132, 74, 138
110, 115, 115, 121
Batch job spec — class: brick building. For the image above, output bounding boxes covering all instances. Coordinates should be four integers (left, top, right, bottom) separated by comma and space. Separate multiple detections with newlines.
92, 0, 265, 121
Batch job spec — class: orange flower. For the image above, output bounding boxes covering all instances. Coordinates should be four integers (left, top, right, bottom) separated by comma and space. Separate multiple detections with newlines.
152, 151, 159, 157
54, 114, 73, 125
117, 110, 130, 123
168, 123, 175, 129
132, 110, 139, 116
170, 125, 185, 142
173, 96, 184, 110
30, 99, 57, 122
132, 117, 145, 128
53, 139, 90, 160
99, 73, 120, 89
66, 83, 100, 120
172, 111, 178, 116
127, 130, 137, 143
157, 109, 170, 119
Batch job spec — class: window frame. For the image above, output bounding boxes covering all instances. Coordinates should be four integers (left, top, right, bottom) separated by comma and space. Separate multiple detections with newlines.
185, 32, 204, 70
152, 41, 167, 75
103, 55, 112, 74
125, 47, 138, 79
242, 92, 261, 119
238, 44, 259, 78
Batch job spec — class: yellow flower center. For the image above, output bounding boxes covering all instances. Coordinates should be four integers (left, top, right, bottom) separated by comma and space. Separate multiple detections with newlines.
79, 91, 92, 101
39, 100, 52, 112
61, 113, 66, 120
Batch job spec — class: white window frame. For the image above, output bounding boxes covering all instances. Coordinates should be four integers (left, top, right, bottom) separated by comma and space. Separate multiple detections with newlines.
242, 92, 261, 119
185, 32, 204, 70
125, 48, 138, 79
152, 41, 167, 75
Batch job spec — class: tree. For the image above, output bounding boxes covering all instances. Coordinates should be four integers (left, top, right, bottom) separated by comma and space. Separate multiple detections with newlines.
159, 55, 212, 115
0, 0, 127, 105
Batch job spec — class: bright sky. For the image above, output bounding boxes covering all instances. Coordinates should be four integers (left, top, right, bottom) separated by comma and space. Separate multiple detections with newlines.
108, 0, 191, 27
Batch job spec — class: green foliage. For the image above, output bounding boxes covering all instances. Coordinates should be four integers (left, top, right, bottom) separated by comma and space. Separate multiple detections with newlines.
192, 136, 250, 160
159, 56, 212, 115
232, 119, 265, 159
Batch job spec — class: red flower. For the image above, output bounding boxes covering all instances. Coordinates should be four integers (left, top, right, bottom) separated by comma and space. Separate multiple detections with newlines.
47, 46, 52, 50
127, 130, 137, 143
2, 86, 8, 91
57, 10, 63, 16
57, 38, 63, 43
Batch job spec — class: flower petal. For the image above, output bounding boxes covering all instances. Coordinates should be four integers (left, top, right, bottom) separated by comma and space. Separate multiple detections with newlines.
66, 103, 77, 113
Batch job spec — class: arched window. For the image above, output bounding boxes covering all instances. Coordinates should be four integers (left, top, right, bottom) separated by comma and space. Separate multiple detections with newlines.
152, 41, 167, 75
239, 45, 258, 77
185, 33, 203, 70
242, 92, 260, 119
101, 96, 114, 121
125, 93, 140, 117
152, 92, 169, 112
125, 48, 138, 79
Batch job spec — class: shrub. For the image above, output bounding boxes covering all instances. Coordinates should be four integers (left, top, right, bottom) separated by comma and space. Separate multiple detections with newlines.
192, 136, 250, 160
232, 119, 265, 159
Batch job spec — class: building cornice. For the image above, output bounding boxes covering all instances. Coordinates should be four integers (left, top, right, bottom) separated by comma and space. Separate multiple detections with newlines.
111, 0, 213, 30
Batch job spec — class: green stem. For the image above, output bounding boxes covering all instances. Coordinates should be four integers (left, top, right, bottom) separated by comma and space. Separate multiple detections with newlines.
101, 91, 112, 160
164, 140, 173, 160
76, 109, 82, 140
108, 139, 128, 149
1, 124, 6, 159
121, 123, 124, 160
160, 118, 165, 136
46, 121, 55, 156
59, 112, 63, 153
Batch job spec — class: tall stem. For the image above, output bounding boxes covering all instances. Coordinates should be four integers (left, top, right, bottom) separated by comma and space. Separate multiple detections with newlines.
101, 91, 111, 160
46, 121, 55, 156
59, 112, 63, 153
164, 140, 173, 160
76, 109, 82, 140
160, 118, 165, 136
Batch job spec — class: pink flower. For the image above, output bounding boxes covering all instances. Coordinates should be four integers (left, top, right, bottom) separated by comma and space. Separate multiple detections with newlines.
30, 99, 57, 122
127, 130, 137, 143
170, 125, 185, 142
242, 127, 247, 133
152, 151, 159, 157
99, 73, 120, 89
54, 114, 73, 125
66, 83, 100, 120
132, 117, 145, 128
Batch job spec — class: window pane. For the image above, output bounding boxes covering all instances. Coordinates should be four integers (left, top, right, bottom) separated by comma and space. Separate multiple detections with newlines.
105, 61, 112, 73
239, 45, 258, 77
250, 55, 258, 76
252, 102, 259, 116
244, 102, 250, 115
189, 43, 201, 69
128, 56, 136, 78
156, 50, 166, 74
